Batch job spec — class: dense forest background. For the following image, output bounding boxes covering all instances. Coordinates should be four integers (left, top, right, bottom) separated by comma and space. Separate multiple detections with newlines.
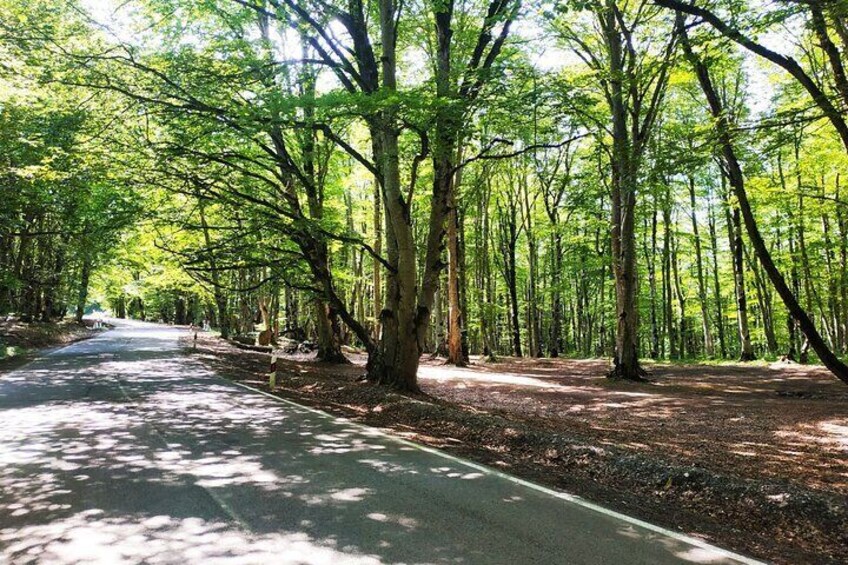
2, 0, 848, 389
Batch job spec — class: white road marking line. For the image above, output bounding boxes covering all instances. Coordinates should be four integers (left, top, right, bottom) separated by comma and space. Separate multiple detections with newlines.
229, 379, 766, 565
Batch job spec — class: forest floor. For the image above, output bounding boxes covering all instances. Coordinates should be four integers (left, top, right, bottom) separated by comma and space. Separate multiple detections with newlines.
0, 318, 101, 371
184, 333, 848, 565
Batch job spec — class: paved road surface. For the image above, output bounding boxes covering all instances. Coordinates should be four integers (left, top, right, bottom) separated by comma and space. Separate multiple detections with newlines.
0, 321, 761, 564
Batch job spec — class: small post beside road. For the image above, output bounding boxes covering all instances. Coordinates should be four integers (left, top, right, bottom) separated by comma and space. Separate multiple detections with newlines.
269, 354, 277, 388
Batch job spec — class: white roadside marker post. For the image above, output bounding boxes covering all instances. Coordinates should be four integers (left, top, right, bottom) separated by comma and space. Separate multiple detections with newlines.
269, 354, 277, 388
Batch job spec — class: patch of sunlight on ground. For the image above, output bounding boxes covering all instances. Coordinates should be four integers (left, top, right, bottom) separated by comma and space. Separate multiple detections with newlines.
0, 511, 384, 564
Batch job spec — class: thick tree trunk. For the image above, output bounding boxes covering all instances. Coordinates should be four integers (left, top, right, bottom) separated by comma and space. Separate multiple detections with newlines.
606, 5, 642, 380
314, 299, 349, 363
433, 2, 470, 367
365, 0, 423, 391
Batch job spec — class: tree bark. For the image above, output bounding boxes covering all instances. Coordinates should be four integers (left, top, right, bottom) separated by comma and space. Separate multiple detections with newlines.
662, 190, 677, 359
707, 191, 727, 358
726, 199, 755, 361
688, 174, 714, 357
606, 3, 641, 379
75, 257, 91, 324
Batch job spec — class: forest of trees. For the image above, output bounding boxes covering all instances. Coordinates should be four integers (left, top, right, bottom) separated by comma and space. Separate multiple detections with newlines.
2, 0, 848, 389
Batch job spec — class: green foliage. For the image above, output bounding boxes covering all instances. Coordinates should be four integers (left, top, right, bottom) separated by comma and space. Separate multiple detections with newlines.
2, 0, 847, 367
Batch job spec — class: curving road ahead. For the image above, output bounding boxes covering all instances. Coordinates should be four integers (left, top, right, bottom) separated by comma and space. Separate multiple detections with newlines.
0, 320, 761, 564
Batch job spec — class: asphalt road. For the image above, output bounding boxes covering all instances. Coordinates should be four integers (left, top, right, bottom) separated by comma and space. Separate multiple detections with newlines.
0, 320, 761, 564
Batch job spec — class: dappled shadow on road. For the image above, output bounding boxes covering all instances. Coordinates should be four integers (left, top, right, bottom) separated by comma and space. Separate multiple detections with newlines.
0, 327, 743, 564
3, 511, 384, 564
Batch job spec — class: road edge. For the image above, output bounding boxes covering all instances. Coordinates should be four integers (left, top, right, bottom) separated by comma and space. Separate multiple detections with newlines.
228, 379, 766, 565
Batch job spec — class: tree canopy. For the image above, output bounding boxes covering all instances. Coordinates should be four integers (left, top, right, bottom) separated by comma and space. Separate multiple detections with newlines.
3, 0, 848, 387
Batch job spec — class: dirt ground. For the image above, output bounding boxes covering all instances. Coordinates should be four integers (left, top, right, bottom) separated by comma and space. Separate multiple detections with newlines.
421, 356, 848, 495
0, 318, 99, 367
186, 334, 848, 564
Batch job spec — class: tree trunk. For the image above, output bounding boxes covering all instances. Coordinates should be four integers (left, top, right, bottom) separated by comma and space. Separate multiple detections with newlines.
671, 225, 686, 358
707, 191, 727, 357
550, 231, 564, 357
688, 174, 714, 357
197, 194, 230, 338
447, 200, 467, 365
522, 168, 542, 357
726, 201, 755, 361
645, 209, 660, 358
606, 4, 642, 379
836, 175, 848, 355
372, 180, 382, 340
365, 0, 423, 391
662, 194, 676, 359
75, 257, 91, 324
314, 298, 349, 363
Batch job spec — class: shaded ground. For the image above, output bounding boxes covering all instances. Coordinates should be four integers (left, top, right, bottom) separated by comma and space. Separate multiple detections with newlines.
0, 318, 100, 368
185, 333, 848, 564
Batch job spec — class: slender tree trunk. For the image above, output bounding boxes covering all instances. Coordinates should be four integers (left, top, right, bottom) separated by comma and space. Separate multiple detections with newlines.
550, 231, 564, 357
726, 200, 755, 361
662, 195, 676, 359
688, 174, 714, 357
447, 199, 467, 365
372, 180, 382, 340
671, 225, 686, 358
522, 168, 542, 357
836, 175, 848, 355
645, 209, 660, 358
75, 257, 91, 324
707, 192, 727, 357
822, 211, 842, 353
796, 195, 831, 346
506, 228, 521, 357
480, 172, 497, 360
